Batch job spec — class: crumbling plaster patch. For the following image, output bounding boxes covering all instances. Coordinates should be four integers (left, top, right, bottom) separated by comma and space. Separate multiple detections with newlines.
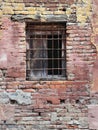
0, 90, 32, 105
0, 0, 92, 24
76, 0, 92, 23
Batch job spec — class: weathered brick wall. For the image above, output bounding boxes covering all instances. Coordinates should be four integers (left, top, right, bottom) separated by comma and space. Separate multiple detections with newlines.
88, 0, 98, 129
0, 0, 97, 130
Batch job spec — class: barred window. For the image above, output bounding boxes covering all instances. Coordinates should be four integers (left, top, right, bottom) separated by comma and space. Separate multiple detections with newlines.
26, 22, 66, 80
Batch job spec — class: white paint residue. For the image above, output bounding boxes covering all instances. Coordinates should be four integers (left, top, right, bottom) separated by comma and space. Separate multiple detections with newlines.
0, 54, 7, 61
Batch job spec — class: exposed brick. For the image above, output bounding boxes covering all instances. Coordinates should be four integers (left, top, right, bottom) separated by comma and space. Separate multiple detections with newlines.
0, 0, 97, 130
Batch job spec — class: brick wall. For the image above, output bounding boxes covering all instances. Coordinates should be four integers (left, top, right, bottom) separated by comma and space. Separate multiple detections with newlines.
88, 0, 98, 129
0, 0, 97, 130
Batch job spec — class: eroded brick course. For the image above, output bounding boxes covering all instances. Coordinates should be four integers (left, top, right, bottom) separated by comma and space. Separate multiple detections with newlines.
0, 0, 98, 130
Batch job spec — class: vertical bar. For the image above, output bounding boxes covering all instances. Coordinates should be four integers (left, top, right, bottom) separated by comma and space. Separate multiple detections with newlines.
62, 25, 66, 78
58, 25, 59, 76
52, 23, 54, 77
40, 23, 43, 78
46, 27, 48, 77
27, 27, 31, 80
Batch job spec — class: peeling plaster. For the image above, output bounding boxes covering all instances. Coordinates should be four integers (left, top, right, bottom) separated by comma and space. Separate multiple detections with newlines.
1, 0, 92, 24
0, 53, 7, 62
76, 0, 92, 23
0, 90, 32, 105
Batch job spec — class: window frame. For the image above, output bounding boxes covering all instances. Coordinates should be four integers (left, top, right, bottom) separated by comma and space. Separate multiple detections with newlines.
26, 22, 66, 81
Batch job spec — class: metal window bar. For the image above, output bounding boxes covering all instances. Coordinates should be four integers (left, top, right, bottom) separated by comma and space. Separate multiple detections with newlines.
26, 22, 66, 80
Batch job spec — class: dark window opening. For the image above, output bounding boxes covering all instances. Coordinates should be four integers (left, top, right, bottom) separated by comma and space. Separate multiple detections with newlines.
47, 35, 62, 75
26, 22, 66, 80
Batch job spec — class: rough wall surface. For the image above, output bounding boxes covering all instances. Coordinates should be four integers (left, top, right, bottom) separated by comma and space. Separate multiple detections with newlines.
88, 0, 98, 129
0, 0, 97, 130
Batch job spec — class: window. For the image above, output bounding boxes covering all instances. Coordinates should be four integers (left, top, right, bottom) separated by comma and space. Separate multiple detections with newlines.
26, 22, 66, 80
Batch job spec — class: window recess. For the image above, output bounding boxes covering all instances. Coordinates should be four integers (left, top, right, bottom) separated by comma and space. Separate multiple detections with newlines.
26, 22, 66, 80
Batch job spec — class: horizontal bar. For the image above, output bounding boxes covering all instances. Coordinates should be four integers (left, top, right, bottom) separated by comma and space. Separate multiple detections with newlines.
26, 68, 66, 70
27, 49, 66, 51
26, 29, 65, 31
26, 36, 65, 38
26, 58, 65, 60
26, 77, 66, 81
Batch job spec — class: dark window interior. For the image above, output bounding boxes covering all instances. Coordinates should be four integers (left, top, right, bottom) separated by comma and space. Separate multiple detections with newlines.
47, 35, 62, 75
26, 22, 66, 80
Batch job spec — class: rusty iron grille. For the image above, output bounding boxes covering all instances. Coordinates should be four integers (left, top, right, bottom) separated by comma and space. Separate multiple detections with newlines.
26, 22, 66, 80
